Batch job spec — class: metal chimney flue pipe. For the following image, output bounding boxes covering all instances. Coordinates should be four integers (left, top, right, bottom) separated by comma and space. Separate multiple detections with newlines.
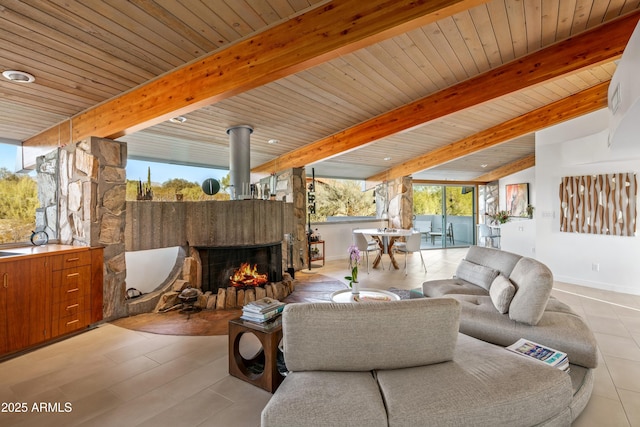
226, 125, 253, 200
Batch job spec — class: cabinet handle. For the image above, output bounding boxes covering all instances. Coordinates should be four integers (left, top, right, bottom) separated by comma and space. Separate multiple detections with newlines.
66, 304, 79, 310
66, 258, 80, 262
67, 288, 79, 293
66, 319, 79, 326
3, 273, 7, 288
66, 273, 80, 278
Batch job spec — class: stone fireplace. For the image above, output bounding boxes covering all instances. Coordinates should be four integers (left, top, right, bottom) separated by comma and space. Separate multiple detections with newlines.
197, 242, 283, 294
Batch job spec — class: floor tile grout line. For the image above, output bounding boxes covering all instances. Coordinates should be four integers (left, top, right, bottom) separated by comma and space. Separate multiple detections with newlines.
554, 289, 640, 313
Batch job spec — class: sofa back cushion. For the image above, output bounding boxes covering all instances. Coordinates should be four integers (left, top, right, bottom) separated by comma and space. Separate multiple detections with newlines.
508, 257, 554, 325
465, 246, 522, 277
282, 298, 460, 372
456, 259, 499, 291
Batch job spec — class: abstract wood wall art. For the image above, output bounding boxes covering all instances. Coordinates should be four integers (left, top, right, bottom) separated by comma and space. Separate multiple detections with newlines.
559, 173, 637, 236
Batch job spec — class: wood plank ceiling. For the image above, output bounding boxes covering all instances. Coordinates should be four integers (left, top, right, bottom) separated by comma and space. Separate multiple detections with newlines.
1, 0, 639, 184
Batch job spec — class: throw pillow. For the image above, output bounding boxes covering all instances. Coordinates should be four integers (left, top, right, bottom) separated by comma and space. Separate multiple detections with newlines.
455, 259, 500, 291
489, 274, 516, 314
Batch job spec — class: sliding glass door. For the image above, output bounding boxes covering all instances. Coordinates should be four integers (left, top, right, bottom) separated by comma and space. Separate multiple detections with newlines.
413, 184, 475, 249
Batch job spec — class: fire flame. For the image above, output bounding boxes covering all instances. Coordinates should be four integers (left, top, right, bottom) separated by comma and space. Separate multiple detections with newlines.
230, 262, 268, 287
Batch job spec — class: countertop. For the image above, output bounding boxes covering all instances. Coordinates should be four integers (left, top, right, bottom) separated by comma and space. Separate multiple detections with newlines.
0, 244, 90, 262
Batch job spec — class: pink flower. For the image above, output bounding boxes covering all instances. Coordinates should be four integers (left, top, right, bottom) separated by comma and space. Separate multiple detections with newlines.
348, 244, 360, 264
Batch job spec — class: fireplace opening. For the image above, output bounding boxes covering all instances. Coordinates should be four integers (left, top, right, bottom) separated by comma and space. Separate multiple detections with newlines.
230, 263, 268, 287
198, 243, 283, 294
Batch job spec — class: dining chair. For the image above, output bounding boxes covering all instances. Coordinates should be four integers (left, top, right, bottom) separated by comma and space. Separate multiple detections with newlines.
354, 232, 383, 272
352, 228, 376, 246
419, 220, 432, 244
478, 224, 500, 248
392, 231, 426, 275
445, 222, 454, 244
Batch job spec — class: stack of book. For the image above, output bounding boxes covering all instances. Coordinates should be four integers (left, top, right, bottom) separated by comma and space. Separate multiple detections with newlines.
506, 338, 570, 371
241, 297, 285, 325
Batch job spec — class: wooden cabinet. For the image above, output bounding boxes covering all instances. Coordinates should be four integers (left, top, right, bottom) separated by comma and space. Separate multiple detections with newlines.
51, 253, 92, 337
0, 257, 51, 353
0, 246, 103, 359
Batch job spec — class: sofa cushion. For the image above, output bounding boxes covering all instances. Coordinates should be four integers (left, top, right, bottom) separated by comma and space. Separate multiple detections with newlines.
489, 274, 516, 313
508, 257, 554, 325
376, 333, 572, 427
455, 259, 499, 291
450, 295, 598, 368
464, 245, 522, 277
422, 278, 490, 298
282, 298, 460, 372
261, 371, 387, 427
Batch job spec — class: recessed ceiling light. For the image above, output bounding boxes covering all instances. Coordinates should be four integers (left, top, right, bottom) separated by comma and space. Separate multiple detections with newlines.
383, 157, 392, 161
480, 164, 488, 168
2, 70, 35, 83
169, 116, 187, 124
268, 139, 279, 144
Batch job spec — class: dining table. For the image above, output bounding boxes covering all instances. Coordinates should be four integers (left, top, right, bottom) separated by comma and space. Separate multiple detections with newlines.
353, 228, 413, 270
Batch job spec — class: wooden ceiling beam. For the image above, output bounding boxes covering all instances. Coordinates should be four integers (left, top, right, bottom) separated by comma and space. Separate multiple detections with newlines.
23, 0, 485, 147
366, 81, 609, 183
471, 154, 536, 184
252, 10, 639, 174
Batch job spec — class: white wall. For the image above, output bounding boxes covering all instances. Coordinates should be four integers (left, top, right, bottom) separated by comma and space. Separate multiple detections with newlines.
535, 109, 640, 295
609, 20, 640, 153
500, 218, 536, 257
496, 167, 536, 256
125, 247, 180, 293
498, 167, 536, 212
313, 219, 387, 261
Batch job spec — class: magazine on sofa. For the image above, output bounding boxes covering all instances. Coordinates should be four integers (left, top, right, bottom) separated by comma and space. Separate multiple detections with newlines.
506, 338, 570, 371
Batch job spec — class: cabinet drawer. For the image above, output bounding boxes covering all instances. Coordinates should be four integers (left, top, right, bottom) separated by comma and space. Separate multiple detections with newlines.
50, 251, 91, 271
52, 309, 89, 336
53, 299, 87, 320
52, 265, 91, 303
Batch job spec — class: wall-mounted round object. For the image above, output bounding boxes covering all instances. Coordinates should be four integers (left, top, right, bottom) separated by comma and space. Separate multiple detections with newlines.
202, 178, 220, 195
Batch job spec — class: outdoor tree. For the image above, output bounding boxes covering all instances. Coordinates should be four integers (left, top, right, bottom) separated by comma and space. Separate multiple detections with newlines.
313, 179, 375, 221
413, 185, 473, 216
125, 172, 231, 202
0, 168, 37, 243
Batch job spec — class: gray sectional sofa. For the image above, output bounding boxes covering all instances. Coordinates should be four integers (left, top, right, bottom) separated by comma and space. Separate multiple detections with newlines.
422, 245, 598, 413
261, 246, 598, 427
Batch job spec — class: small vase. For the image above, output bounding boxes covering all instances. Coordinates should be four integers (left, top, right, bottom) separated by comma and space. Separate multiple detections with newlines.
351, 281, 359, 295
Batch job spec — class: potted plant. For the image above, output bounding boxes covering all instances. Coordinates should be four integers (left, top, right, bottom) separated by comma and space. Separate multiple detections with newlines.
488, 210, 510, 225
526, 204, 534, 219
345, 245, 360, 295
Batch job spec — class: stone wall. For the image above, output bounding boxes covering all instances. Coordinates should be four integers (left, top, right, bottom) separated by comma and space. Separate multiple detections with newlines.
259, 167, 307, 271
290, 168, 307, 271
35, 149, 59, 240
483, 181, 499, 221
57, 137, 127, 320
387, 176, 413, 229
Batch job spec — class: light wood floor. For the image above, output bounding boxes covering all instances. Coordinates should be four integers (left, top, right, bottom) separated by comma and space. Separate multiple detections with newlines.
1, 248, 639, 426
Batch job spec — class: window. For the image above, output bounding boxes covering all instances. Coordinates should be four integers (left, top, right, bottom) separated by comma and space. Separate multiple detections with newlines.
0, 144, 37, 245
125, 159, 229, 201
310, 178, 375, 222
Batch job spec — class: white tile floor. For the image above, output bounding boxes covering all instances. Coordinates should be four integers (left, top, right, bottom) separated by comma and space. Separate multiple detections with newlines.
1, 247, 639, 426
